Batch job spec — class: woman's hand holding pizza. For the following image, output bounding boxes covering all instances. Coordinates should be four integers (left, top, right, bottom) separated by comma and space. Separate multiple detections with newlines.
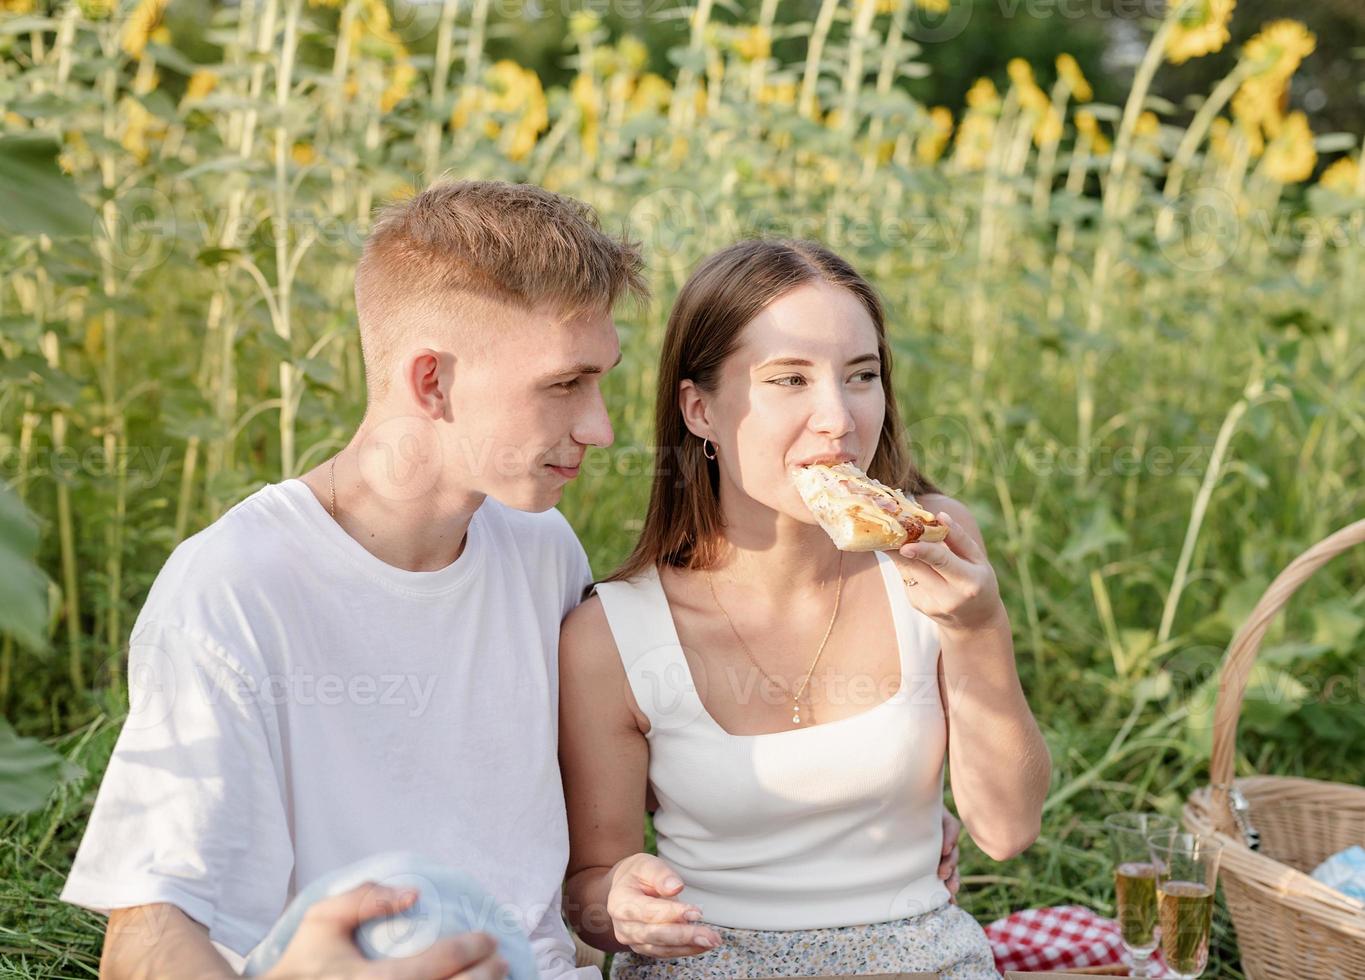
890, 511, 1006, 635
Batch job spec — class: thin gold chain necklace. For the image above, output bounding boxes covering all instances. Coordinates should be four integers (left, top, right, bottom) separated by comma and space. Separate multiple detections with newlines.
706, 552, 845, 727
329, 454, 338, 518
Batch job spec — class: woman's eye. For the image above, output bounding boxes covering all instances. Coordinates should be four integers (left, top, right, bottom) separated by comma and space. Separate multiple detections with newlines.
556, 379, 580, 391
770, 372, 878, 387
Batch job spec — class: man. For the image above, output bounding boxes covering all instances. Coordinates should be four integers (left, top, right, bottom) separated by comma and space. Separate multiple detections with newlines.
61, 181, 643, 979
61, 180, 962, 978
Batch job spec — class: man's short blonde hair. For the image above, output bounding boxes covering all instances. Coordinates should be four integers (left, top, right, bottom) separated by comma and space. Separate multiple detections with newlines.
354, 180, 648, 398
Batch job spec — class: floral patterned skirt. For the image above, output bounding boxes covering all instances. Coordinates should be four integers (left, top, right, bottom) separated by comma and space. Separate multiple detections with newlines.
607, 901, 999, 979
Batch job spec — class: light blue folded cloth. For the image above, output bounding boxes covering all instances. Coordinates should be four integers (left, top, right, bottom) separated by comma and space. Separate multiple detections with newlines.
242, 850, 538, 979
1309, 844, 1365, 903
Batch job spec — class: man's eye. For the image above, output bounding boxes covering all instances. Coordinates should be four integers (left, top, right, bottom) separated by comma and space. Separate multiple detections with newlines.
556, 379, 580, 391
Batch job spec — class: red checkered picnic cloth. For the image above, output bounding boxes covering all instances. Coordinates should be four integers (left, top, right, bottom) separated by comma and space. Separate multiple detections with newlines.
984, 904, 1171, 976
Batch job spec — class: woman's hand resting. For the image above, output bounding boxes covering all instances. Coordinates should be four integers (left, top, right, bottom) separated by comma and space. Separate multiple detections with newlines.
939, 807, 962, 902
603, 814, 958, 959
607, 854, 724, 958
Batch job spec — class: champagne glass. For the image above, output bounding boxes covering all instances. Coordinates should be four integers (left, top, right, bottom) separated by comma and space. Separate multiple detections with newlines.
1147, 830, 1223, 979
1104, 812, 1178, 978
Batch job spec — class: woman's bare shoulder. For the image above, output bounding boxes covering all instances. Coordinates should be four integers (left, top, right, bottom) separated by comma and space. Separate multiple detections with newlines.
564, 589, 606, 626
561, 593, 615, 667
560, 592, 650, 735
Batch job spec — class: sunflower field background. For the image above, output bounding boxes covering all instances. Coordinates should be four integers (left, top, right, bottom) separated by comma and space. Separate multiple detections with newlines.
2, 0, 1364, 974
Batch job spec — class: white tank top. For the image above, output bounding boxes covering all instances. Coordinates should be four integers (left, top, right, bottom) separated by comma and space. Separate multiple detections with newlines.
592, 550, 951, 931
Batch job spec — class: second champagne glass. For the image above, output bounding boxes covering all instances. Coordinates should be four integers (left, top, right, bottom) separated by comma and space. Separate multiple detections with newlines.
1147, 830, 1223, 979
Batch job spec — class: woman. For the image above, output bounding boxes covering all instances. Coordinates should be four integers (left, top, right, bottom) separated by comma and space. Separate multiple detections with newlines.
559, 239, 1051, 979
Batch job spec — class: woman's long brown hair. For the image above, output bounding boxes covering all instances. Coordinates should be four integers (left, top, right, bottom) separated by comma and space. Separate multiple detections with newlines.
601, 238, 941, 585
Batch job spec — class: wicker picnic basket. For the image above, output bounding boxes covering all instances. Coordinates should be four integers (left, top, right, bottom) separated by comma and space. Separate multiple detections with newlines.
1182, 517, 1365, 979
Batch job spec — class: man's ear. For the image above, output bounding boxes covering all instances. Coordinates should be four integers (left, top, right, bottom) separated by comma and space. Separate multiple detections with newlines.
405, 348, 454, 421
678, 379, 713, 442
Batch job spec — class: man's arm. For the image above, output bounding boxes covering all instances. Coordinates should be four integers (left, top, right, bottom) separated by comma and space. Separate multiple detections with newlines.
101, 885, 509, 980
102, 904, 235, 980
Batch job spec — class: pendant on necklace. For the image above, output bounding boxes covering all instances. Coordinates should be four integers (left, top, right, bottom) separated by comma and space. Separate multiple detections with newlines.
792, 703, 801, 725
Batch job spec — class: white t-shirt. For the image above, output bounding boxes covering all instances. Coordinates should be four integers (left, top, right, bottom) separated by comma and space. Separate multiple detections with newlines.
60, 479, 599, 979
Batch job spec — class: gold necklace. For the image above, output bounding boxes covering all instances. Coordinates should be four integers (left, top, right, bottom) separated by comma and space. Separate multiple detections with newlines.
706, 552, 845, 727
328, 454, 338, 518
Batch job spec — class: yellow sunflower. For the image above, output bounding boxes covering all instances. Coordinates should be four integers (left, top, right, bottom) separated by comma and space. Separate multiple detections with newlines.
183, 68, 218, 104
758, 79, 798, 107
966, 76, 1000, 111
917, 105, 954, 164
572, 73, 602, 160
1319, 156, 1359, 195
1075, 108, 1111, 155
1008, 59, 1049, 113
628, 73, 672, 118
1232, 20, 1314, 137
1055, 53, 1092, 102
735, 26, 771, 62
953, 113, 994, 171
1261, 110, 1315, 183
1166, 0, 1236, 65
121, 0, 170, 58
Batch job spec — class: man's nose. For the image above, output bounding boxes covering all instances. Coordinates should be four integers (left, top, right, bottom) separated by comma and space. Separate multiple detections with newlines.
574, 385, 615, 448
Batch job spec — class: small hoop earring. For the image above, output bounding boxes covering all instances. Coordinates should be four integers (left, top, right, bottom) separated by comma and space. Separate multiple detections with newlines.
702, 438, 717, 461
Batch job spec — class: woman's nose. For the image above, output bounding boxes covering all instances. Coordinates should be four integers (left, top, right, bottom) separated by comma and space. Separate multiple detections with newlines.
810, 385, 856, 438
